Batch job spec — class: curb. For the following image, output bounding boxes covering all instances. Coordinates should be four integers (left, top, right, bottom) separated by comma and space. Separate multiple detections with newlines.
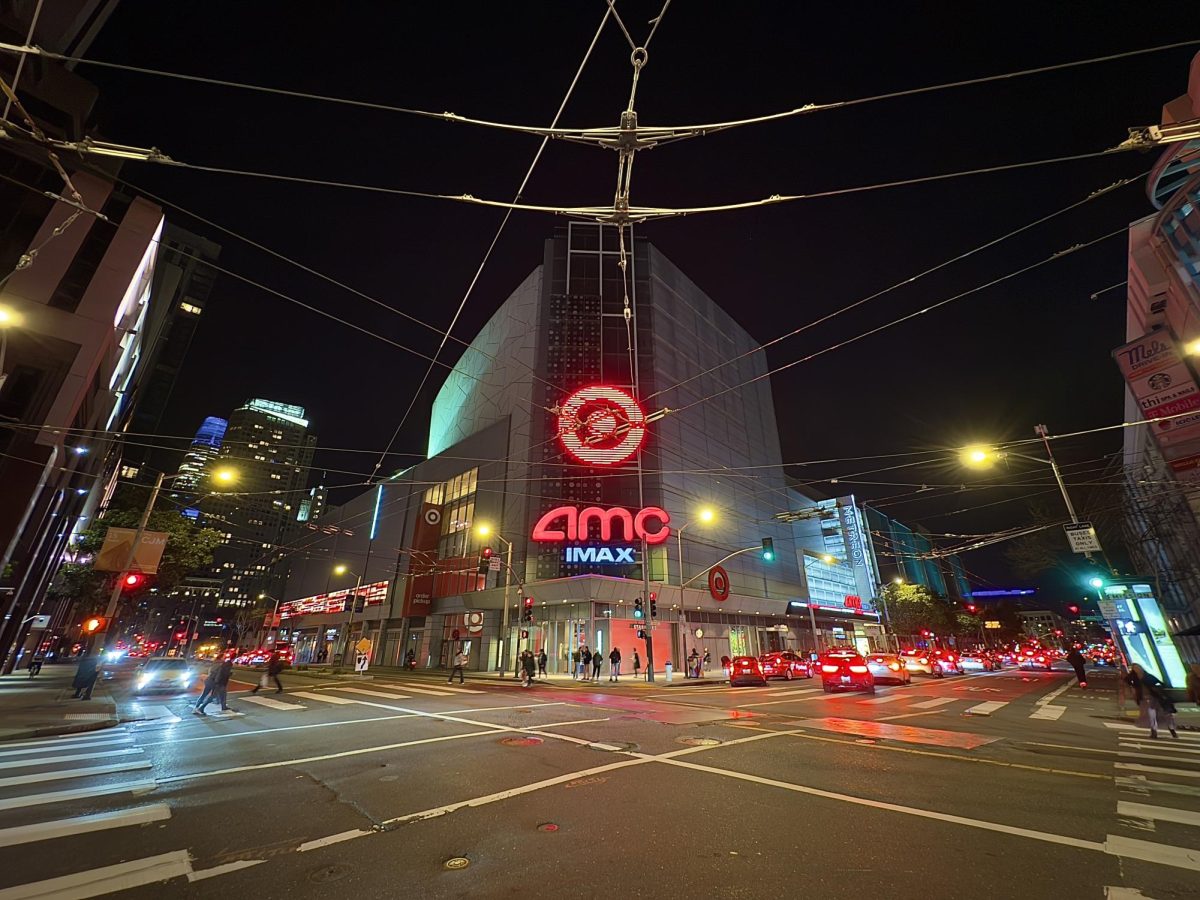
2, 717, 120, 743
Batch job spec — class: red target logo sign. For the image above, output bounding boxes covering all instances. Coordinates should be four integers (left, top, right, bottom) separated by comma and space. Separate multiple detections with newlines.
557, 385, 646, 467
708, 565, 730, 602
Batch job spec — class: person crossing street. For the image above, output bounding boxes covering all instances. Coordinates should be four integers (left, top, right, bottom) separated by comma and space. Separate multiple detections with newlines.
449, 648, 468, 684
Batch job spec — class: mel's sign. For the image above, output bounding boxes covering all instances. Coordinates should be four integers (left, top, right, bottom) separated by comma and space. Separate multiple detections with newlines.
533, 505, 671, 567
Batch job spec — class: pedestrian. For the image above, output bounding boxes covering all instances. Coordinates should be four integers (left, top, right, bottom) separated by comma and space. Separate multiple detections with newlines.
448, 647, 468, 684
571, 647, 581, 679
581, 646, 592, 681
522, 650, 537, 687
609, 646, 622, 682
405, 649, 416, 670
1065, 645, 1088, 687
27, 653, 43, 678
196, 656, 233, 715
633, 649, 641, 679
702, 649, 711, 673
720, 654, 731, 676
592, 649, 603, 680
71, 650, 100, 700
688, 649, 700, 679
537, 648, 547, 678
1126, 663, 1178, 739
193, 658, 222, 712
253, 651, 285, 694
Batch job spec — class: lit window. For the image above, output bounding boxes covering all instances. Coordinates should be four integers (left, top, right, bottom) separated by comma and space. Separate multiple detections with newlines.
180, 302, 202, 315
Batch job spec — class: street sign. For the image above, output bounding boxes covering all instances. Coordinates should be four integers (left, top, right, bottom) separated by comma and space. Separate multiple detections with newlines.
1098, 600, 1119, 619
26, 614, 50, 630
1063, 522, 1102, 554
488, 557, 501, 572
355, 638, 373, 654
354, 652, 369, 673
984, 620, 1001, 629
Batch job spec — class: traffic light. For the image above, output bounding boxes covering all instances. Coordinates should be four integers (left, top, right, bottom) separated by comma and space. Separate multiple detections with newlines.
522, 596, 534, 623
1087, 575, 1105, 590
649, 591, 657, 618
761, 537, 775, 562
1066, 604, 1080, 615
477, 547, 493, 575
121, 573, 147, 591
633, 598, 644, 619
82, 616, 107, 634
965, 604, 978, 614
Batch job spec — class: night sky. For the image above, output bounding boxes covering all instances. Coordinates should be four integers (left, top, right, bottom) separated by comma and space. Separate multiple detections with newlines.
79, 2, 1199, 595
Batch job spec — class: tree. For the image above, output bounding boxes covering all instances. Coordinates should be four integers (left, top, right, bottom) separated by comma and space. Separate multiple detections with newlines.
880, 583, 955, 637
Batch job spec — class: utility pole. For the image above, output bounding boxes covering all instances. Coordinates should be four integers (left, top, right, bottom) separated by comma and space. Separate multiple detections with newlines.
101, 471, 165, 643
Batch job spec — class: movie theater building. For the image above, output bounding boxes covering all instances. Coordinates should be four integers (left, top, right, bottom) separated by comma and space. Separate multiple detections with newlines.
279, 226, 882, 671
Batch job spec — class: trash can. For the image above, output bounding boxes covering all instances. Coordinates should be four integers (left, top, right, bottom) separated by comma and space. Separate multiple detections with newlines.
664, 661, 673, 683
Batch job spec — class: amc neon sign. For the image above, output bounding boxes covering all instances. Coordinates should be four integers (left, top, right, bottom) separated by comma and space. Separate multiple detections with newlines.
532, 506, 672, 545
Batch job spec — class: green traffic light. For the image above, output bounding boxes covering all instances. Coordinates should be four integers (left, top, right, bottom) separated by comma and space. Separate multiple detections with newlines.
763, 551, 774, 561
1089, 577, 1104, 589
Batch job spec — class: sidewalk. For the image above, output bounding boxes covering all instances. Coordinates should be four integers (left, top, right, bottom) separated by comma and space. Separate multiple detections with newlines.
293, 664, 729, 689
0, 663, 117, 742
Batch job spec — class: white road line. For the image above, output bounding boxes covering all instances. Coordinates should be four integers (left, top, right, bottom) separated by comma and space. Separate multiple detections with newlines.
0, 737, 133, 758
0, 730, 131, 751
0, 780, 157, 813
327, 688, 412, 700
187, 860, 265, 882
238, 695, 305, 710
0, 747, 142, 770
965, 701, 1008, 716
1117, 776, 1200, 798
735, 694, 832, 708
1117, 801, 1200, 828
1035, 682, 1074, 706
1104, 887, 1150, 899
383, 685, 454, 697
1117, 751, 1200, 767
297, 829, 374, 852
1120, 731, 1200, 745
911, 698, 958, 709
0, 849, 191, 899
291, 691, 357, 705
1104, 722, 1140, 731
1120, 742, 1200, 756
858, 694, 906, 706
0, 804, 170, 848
1104, 833, 1200, 872
128, 704, 176, 721
766, 687, 821, 697
433, 684, 486, 694
0, 760, 152, 789
1029, 705, 1066, 721
1116, 763, 1200, 779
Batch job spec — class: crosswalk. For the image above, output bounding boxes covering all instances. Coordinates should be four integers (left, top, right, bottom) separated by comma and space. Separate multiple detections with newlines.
226, 679, 492, 715
0, 727, 197, 895
1107, 722, 1200, 890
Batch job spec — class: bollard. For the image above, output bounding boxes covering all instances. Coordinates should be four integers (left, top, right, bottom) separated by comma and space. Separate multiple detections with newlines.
664, 661, 673, 683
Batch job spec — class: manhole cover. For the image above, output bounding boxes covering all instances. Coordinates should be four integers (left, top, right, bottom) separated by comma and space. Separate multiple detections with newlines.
308, 864, 351, 883
537, 823, 559, 832
500, 736, 543, 746
444, 857, 470, 871
676, 737, 721, 747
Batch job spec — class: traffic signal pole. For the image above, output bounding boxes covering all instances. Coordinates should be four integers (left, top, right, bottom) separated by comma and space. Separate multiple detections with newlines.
101, 470, 164, 643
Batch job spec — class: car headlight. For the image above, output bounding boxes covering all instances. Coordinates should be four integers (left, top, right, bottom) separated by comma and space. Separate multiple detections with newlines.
137, 674, 153, 688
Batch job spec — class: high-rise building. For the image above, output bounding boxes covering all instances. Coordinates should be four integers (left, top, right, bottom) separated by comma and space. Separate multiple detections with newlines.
172, 416, 228, 506
1117, 51, 1200, 664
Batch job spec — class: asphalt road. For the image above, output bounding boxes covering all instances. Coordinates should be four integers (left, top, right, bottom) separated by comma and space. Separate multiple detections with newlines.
1, 662, 1197, 899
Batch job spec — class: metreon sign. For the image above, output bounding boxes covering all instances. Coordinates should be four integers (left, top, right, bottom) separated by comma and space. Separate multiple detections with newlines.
533, 505, 671, 566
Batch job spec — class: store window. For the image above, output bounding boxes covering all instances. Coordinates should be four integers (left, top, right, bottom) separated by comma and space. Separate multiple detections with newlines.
425, 468, 479, 559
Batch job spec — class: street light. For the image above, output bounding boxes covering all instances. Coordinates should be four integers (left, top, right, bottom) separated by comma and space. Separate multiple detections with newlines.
474, 522, 515, 673
675, 507, 717, 587
0, 304, 22, 392
893, 577, 905, 585
258, 592, 281, 646
332, 564, 363, 668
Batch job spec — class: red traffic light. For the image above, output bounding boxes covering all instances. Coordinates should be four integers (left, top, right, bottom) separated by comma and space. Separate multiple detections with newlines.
481, 547, 493, 559
82, 616, 107, 634
1066, 604, 1080, 615
523, 596, 534, 609
965, 604, 978, 613
122, 573, 146, 590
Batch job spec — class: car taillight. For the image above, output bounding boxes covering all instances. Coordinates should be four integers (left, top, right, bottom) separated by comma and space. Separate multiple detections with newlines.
919, 658, 928, 665
821, 664, 839, 673
889, 663, 900, 670
849, 665, 869, 673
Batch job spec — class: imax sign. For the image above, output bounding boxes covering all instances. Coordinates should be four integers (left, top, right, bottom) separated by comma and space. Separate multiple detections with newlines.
564, 546, 637, 564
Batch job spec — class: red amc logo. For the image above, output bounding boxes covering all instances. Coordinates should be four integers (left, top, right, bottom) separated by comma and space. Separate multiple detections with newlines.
532, 506, 672, 545
844, 595, 863, 610
557, 385, 647, 467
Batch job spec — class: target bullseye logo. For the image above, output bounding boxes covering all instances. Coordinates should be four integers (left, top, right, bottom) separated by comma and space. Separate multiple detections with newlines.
708, 565, 730, 602
557, 385, 646, 467
423, 508, 442, 526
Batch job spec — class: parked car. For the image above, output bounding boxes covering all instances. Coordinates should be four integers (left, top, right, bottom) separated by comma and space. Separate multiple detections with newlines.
729, 656, 767, 686
865, 653, 911, 685
759, 651, 813, 681
819, 651, 875, 694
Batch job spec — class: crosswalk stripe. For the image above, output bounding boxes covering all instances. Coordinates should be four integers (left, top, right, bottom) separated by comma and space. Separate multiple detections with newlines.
1116, 762, 1200, 779
238, 695, 305, 711
0, 747, 142, 771
911, 698, 957, 709
1103, 722, 1140, 731
965, 701, 1008, 716
858, 694, 906, 705
330, 688, 412, 700
0, 737, 133, 758
1116, 800, 1200, 828
0, 849, 193, 898
766, 688, 821, 697
1104, 832, 1200, 872
1120, 741, 1200, 756
292, 691, 357, 705
434, 684, 486, 694
385, 685, 454, 697
1029, 705, 1065, 720
1120, 731, 1200, 745
0, 803, 171, 849
1116, 776, 1200, 799
0, 760, 152, 789
0, 730, 131, 751
0, 779, 157, 813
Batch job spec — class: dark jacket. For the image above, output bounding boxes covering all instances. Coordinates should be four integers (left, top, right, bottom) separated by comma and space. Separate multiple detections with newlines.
522, 654, 537, 675
72, 656, 100, 687
267, 656, 284, 676
609, 649, 621, 664
538, 651, 547, 666
212, 660, 233, 686
581, 649, 592, 664
1066, 649, 1086, 670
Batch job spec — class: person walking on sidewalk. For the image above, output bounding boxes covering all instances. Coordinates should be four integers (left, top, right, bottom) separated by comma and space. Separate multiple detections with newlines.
592, 649, 603, 680
1065, 646, 1088, 687
522, 650, 537, 687
633, 650, 641, 680
609, 647, 622, 682
537, 649, 547, 678
449, 648, 468, 684
702, 648, 711, 674
71, 650, 100, 700
1126, 663, 1178, 739
27, 653, 43, 678
196, 657, 233, 716
253, 652, 285, 694
687, 649, 700, 679
571, 648, 581, 679
581, 646, 593, 681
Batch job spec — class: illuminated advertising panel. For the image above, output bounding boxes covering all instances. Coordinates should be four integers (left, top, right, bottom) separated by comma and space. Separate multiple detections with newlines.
280, 580, 389, 618
557, 385, 647, 466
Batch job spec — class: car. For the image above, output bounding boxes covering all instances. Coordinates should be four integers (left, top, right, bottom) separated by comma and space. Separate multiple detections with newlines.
900, 650, 941, 678
865, 653, 911, 684
929, 649, 963, 675
819, 651, 875, 693
1016, 649, 1054, 671
133, 658, 200, 695
759, 651, 813, 681
729, 656, 767, 686
958, 650, 999, 672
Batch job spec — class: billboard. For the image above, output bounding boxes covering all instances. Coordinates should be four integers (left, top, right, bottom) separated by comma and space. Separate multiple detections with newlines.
93, 528, 169, 574
1113, 330, 1200, 473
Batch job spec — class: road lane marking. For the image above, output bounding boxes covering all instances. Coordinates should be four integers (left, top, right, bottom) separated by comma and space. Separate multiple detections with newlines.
0, 747, 142, 770
0, 737, 134, 758
0, 803, 170, 848
911, 698, 957, 709
291, 691, 356, 705
0, 849, 192, 898
238, 695, 306, 710
1029, 705, 1066, 720
1104, 833, 1200, 872
327, 688, 413, 700
1035, 682, 1073, 705
876, 710, 949, 723
1116, 763, 1200, 779
383, 685, 455, 697
766, 687, 821, 697
432, 685, 486, 694
1117, 750, 1200, 767
187, 860, 266, 882
797, 716, 1000, 750
965, 701, 1008, 716
1116, 776, 1200, 798
297, 829, 375, 852
0, 731, 132, 751
0, 780, 157, 812
1120, 731, 1200, 745
1120, 741, 1200, 756
0, 760, 152, 788
1117, 801, 1200, 828
734, 695, 832, 708
858, 694, 906, 705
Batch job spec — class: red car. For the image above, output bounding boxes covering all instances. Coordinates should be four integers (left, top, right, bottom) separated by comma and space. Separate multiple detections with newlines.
729, 656, 767, 686
819, 651, 876, 694
759, 651, 813, 681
